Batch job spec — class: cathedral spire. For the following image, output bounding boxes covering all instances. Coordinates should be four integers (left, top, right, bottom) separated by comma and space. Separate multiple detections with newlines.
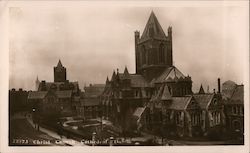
141, 11, 167, 40
123, 66, 130, 79
35, 75, 40, 91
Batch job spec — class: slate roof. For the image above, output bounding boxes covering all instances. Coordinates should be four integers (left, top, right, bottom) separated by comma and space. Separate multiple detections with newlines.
151, 66, 186, 84
140, 11, 167, 41
28, 91, 47, 99
83, 98, 100, 106
84, 84, 105, 97
169, 96, 192, 110
221, 80, 237, 100
161, 86, 171, 100
117, 73, 151, 87
193, 94, 214, 109
39, 81, 79, 92
55, 90, 72, 98
228, 85, 244, 105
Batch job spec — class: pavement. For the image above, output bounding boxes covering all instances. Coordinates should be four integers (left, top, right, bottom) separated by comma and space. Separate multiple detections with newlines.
24, 113, 85, 146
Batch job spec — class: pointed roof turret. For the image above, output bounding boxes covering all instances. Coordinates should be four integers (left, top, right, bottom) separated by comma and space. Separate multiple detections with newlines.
36, 75, 40, 83
56, 59, 63, 68
123, 66, 130, 79
106, 76, 109, 84
199, 84, 205, 94
111, 70, 116, 81
141, 11, 167, 41
161, 85, 172, 100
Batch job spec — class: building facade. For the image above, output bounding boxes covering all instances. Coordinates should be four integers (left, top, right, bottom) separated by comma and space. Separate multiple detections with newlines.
78, 84, 105, 119
101, 11, 226, 137
222, 81, 244, 136
28, 60, 81, 118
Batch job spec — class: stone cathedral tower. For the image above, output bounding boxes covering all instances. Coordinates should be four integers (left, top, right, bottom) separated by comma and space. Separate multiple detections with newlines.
135, 11, 173, 80
54, 60, 67, 82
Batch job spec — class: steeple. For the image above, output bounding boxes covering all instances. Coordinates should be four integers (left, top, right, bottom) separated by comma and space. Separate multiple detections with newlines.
140, 11, 167, 41
54, 59, 67, 82
35, 75, 40, 91
198, 84, 205, 94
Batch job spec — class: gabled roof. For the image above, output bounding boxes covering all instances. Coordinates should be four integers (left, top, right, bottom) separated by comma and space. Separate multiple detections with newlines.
130, 74, 150, 87
84, 84, 105, 97
198, 84, 205, 94
111, 70, 116, 82
151, 66, 186, 84
141, 11, 167, 41
117, 72, 150, 88
55, 90, 72, 98
228, 85, 244, 105
193, 94, 214, 109
169, 96, 192, 110
161, 85, 172, 100
28, 91, 48, 99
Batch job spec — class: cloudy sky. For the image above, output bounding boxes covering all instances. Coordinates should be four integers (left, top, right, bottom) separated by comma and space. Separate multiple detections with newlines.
9, 2, 248, 92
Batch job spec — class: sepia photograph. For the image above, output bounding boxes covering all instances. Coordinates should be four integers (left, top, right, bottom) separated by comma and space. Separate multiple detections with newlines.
0, 0, 249, 153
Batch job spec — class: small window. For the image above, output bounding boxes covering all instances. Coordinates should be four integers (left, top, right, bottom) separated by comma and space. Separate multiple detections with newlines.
213, 99, 217, 105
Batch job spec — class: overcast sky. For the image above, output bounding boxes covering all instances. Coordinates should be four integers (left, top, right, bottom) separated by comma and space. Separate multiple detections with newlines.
9, 3, 248, 92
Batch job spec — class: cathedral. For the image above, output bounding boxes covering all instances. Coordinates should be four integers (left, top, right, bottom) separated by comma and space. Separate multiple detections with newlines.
101, 11, 225, 137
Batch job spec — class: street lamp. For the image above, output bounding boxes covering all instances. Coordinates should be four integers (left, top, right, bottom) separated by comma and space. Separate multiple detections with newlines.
92, 132, 96, 146
109, 136, 114, 146
32, 108, 36, 125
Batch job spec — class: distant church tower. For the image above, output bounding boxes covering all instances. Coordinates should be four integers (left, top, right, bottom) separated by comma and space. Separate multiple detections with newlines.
35, 76, 40, 91
135, 11, 173, 80
54, 60, 67, 82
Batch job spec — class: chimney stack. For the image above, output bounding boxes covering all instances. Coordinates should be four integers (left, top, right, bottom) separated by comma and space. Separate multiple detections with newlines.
218, 78, 221, 93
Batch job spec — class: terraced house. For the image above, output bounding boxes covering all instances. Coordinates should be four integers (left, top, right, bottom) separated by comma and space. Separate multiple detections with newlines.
101, 11, 226, 137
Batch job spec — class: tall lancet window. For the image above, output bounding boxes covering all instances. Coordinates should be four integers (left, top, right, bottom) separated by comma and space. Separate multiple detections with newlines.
159, 43, 165, 63
141, 45, 146, 65
149, 25, 154, 37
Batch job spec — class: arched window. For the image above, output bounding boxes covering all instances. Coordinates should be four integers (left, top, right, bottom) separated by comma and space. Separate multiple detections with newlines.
159, 43, 165, 63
